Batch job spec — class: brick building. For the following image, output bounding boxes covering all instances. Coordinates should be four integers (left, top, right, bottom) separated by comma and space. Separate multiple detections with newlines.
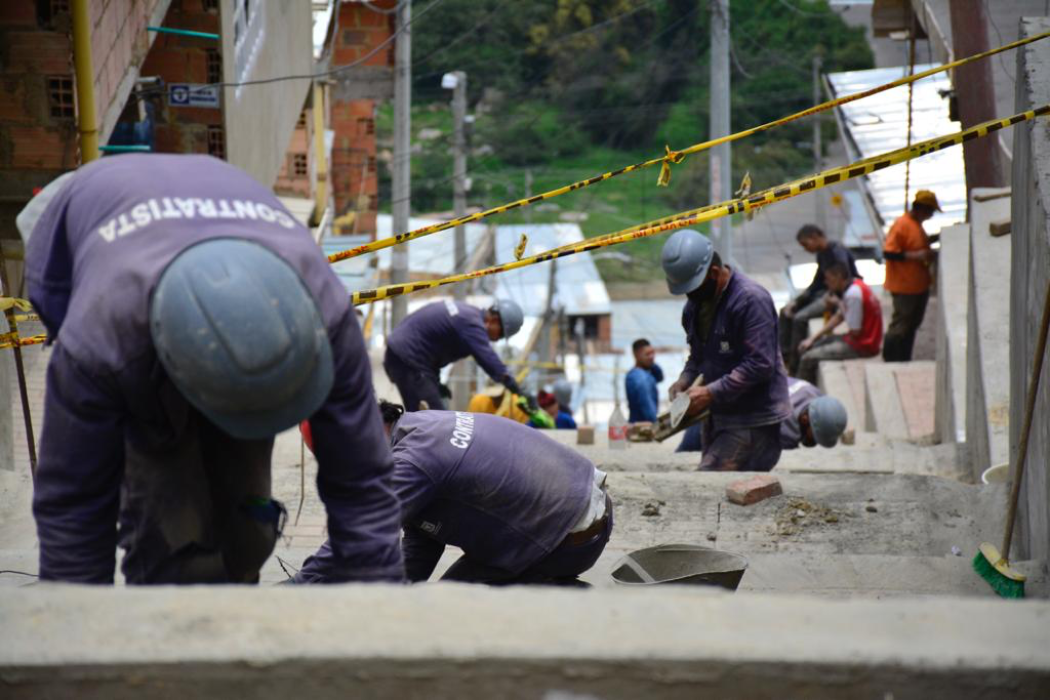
326, 0, 396, 236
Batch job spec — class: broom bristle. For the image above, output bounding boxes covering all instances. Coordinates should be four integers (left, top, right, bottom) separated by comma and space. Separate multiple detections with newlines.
973, 550, 1026, 599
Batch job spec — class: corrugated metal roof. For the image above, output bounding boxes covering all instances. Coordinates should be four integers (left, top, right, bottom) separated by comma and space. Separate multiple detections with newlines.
826, 64, 966, 237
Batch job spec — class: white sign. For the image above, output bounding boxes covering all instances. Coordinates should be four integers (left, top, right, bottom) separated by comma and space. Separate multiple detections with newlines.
168, 83, 220, 108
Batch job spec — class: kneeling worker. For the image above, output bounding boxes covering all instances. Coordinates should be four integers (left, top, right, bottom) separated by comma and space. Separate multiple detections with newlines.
384, 298, 530, 411
297, 402, 612, 585
780, 378, 848, 449
19, 154, 403, 584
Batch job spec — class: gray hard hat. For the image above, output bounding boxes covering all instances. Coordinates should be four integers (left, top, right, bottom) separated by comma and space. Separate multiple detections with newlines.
150, 239, 334, 440
552, 378, 573, 407
661, 229, 714, 295
808, 395, 848, 448
491, 298, 524, 338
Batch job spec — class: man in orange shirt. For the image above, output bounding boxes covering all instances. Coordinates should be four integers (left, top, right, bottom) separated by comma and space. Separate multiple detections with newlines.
882, 190, 940, 362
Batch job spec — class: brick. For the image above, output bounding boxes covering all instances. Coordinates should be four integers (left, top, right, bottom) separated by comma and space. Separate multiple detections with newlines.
0, 1, 37, 27
9, 126, 77, 169
576, 425, 595, 445
726, 474, 783, 506
5, 32, 71, 74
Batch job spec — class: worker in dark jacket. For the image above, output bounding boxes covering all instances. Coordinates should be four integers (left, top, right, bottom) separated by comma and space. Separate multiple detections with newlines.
662, 230, 791, 472
296, 402, 612, 584
384, 299, 529, 411
18, 154, 403, 585
779, 224, 861, 374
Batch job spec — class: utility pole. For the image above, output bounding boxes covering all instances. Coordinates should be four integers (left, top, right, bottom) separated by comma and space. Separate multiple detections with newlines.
390, 0, 412, 327
709, 0, 732, 263
445, 71, 468, 300
949, 0, 1005, 193
812, 52, 826, 233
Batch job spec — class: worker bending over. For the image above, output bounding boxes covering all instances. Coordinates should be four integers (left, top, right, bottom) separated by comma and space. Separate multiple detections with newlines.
796, 261, 883, 384
19, 154, 402, 584
780, 378, 848, 449
662, 230, 790, 472
296, 402, 612, 585
384, 298, 529, 411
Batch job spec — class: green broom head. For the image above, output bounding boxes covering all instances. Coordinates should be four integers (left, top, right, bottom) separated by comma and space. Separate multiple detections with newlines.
973, 542, 1026, 599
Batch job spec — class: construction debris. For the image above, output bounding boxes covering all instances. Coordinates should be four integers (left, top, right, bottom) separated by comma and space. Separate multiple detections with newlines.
774, 497, 846, 537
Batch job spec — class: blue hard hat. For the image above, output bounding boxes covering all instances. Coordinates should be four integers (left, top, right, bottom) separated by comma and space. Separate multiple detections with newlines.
661, 229, 714, 295
150, 239, 334, 439
808, 396, 848, 448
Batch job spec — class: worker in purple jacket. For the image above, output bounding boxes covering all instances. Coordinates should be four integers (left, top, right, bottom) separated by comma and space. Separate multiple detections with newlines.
295, 402, 612, 584
384, 298, 531, 411
662, 230, 791, 472
17, 154, 403, 585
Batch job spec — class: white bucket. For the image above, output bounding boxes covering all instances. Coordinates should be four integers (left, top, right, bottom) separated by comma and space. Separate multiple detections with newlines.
981, 462, 1010, 484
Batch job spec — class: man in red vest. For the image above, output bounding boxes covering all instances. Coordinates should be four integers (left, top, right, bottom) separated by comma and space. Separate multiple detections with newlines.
796, 261, 883, 384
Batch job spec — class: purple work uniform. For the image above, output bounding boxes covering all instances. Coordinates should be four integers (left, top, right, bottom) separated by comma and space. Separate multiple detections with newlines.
295, 410, 611, 584
25, 154, 403, 584
780, 377, 824, 449
677, 270, 791, 472
384, 300, 511, 411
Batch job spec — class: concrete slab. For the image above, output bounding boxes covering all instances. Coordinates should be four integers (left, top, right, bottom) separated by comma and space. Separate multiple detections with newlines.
865, 363, 908, 437
817, 360, 866, 435
893, 361, 936, 440
3, 586, 1049, 699
966, 188, 1013, 480
934, 223, 970, 444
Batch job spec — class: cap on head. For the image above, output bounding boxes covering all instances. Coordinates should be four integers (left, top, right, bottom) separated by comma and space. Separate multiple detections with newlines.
150, 239, 334, 439
808, 396, 848, 448
913, 189, 941, 212
552, 378, 573, 407
537, 390, 557, 409
491, 298, 524, 339
661, 229, 714, 295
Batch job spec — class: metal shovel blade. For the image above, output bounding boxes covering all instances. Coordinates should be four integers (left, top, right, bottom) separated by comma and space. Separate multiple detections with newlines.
669, 393, 691, 429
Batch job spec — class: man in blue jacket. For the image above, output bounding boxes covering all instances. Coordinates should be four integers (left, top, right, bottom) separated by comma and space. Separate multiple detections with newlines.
384, 298, 529, 411
625, 338, 664, 423
296, 402, 612, 584
662, 230, 791, 472
17, 154, 403, 585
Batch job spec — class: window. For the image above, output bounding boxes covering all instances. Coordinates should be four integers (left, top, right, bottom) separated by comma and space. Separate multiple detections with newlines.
368, 195, 379, 212
296, 112, 307, 129
37, 0, 70, 28
202, 0, 219, 11
367, 156, 376, 173
47, 76, 74, 118
207, 126, 226, 159
293, 153, 308, 176
358, 117, 374, 136
205, 49, 222, 84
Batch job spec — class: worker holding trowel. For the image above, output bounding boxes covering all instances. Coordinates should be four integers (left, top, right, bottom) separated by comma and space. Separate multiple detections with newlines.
384, 298, 534, 411
18, 154, 403, 585
295, 401, 612, 585
661, 230, 791, 471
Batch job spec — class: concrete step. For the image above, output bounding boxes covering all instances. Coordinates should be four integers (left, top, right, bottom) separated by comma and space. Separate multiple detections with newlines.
817, 358, 875, 435
4, 585, 1050, 699
864, 361, 936, 441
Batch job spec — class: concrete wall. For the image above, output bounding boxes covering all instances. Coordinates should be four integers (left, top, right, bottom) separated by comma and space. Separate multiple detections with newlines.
1011, 17, 1050, 561
220, 0, 312, 187
934, 223, 969, 445
3, 586, 1049, 699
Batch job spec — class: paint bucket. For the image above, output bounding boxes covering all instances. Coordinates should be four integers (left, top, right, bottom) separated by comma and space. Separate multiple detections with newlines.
981, 462, 1010, 484
610, 544, 748, 590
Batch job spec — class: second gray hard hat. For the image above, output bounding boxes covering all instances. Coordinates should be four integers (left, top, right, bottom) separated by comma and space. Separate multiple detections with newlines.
491, 298, 524, 338
552, 378, 573, 407
808, 395, 848, 448
661, 229, 714, 295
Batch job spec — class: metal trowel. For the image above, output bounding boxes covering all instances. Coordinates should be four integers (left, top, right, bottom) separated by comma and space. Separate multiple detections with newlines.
669, 375, 704, 429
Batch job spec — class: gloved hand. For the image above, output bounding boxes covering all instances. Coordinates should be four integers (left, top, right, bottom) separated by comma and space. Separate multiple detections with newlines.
668, 377, 691, 400
439, 383, 453, 400
502, 375, 523, 396
522, 393, 539, 413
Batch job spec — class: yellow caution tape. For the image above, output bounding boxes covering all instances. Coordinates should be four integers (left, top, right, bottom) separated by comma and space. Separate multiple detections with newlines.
514, 233, 528, 261
351, 104, 1050, 306
0, 333, 47, 350
327, 30, 1050, 265
0, 297, 34, 313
